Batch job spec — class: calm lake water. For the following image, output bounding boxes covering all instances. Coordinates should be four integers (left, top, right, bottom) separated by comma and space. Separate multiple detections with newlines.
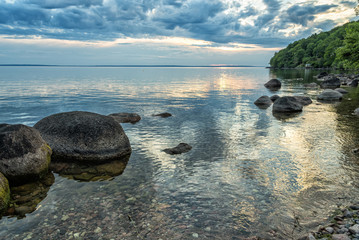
1, 66, 359, 239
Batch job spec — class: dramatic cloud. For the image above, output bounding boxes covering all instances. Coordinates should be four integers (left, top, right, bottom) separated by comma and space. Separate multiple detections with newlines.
0, 0, 356, 65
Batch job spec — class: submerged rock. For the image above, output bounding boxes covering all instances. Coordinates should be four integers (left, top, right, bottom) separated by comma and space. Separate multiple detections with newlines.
0, 172, 10, 213
0, 124, 52, 185
272, 96, 303, 113
153, 112, 172, 118
320, 76, 341, 89
254, 96, 272, 108
264, 79, 281, 91
108, 112, 141, 124
317, 89, 343, 101
6, 172, 54, 218
293, 96, 312, 106
34, 111, 131, 163
163, 143, 192, 155
50, 155, 129, 182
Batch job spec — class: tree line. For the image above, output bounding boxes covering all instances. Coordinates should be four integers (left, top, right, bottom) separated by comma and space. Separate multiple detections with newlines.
269, 21, 359, 69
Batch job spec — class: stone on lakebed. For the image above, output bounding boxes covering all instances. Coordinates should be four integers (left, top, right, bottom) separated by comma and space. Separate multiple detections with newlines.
34, 111, 131, 163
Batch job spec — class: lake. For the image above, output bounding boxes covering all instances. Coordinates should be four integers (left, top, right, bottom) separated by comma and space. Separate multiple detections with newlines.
1, 66, 359, 239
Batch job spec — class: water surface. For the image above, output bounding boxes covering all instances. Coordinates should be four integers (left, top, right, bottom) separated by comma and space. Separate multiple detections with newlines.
1, 67, 359, 239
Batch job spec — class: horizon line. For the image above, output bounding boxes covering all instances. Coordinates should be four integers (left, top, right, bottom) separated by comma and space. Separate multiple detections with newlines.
0, 64, 265, 68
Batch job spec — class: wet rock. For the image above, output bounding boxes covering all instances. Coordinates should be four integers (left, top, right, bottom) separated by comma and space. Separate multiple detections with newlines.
153, 112, 172, 118
317, 89, 343, 101
108, 113, 141, 124
307, 233, 316, 240
0, 172, 10, 213
335, 88, 349, 94
50, 155, 129, 182
332, 234, 350, 240
163, 143, 192, 155
320, 76, 341, 89
349, 80, 359, 87
264, 79, 281, 91
325, 227, 334, 234
0, 124, 52, 185
272, 96, 303, 113
254, 96, 272, 108
350, 205, 359, 210
293, 96, 312, 106
349, 224, 359, 234
354, 108, 359, 116
6, 172, 54, 218
34, 111, 131, 163
270, 95, 280, 102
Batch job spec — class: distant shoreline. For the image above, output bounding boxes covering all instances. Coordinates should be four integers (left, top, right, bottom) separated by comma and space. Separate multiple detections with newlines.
0, 64, 263, 68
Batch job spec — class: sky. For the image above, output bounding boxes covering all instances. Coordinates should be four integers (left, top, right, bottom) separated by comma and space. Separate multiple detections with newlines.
0, 0, 357, 66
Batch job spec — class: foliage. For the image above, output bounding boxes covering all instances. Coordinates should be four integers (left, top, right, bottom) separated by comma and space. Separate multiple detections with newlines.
269, 21, 359, 69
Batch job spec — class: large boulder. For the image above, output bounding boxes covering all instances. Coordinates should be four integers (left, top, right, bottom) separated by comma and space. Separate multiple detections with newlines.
254, 96, 272, 108
272, 96, 303, 113
0, 172, 10, 213
264, 79, 281, 91
317, 89, 343, 101
34, 111, 131, 162
0, 124, 52, 185
108, 112, 141, 124
320, 76, 341, 89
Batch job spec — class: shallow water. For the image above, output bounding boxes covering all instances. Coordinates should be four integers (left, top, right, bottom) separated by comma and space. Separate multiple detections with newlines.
1, 67, 359, 239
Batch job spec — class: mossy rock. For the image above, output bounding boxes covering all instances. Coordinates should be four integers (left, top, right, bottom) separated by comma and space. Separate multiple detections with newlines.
0, 172, 10, 213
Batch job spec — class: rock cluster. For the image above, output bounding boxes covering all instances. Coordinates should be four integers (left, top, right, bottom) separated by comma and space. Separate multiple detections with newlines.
306, 204, 359, 240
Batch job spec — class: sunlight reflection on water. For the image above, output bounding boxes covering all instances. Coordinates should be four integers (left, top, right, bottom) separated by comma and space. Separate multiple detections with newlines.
1, 67, 359, 239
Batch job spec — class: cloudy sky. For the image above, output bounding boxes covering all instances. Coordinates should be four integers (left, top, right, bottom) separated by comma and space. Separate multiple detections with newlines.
0, 0, 357, 65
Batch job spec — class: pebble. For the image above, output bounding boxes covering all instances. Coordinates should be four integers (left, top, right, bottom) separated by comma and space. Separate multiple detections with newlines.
61, 215, 69, 221
332, 234, 351, 240
350, 224, 359, 234
325, 227, 334, 234
94, 227, 102, 233
192, 233, 199, 238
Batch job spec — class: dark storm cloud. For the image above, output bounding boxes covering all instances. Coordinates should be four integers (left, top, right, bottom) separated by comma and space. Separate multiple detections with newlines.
284, 4, 337, 26
0, 0, 352, 48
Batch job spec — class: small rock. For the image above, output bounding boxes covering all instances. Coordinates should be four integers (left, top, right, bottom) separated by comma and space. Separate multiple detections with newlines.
343, 210, 353, 218
254, 96, 272, 108
325, 227, 334, 234
61, 215, 69, 221
337, 228, 349, 234
317, 89, 342, 101
320, 76, 341, 89
153, 112, 172, 118
332, 234, 351, 240
108, 113, 141, 124
192, 233, 199, 238
270, 95, 280, 102
350, 205, 359, 210
264, 79, 281, 91
163, 143, 192, 155
308, 233, 316, 240
94, 227, 102, 233
350, 224, 359, 234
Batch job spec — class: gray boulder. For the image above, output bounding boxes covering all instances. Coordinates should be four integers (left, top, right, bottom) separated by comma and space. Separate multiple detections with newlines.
264, 79, 281, 91
335, 88, 348, 94
0, 172, 10, 213
354, 108, 359, 116
0, 124, 52, 185
254, 96, 272, 108
34, 111, 131, 162
320, 76, 341, 89
272, 96, 303, 113
163, 143, 192, 155
293, 96, 312, 106
108, 112, 141, 124
317, 89, 343, 101
270, 95, 280, 102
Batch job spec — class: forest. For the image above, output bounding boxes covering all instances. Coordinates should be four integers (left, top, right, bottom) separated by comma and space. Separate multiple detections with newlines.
269, 21, 359, 69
